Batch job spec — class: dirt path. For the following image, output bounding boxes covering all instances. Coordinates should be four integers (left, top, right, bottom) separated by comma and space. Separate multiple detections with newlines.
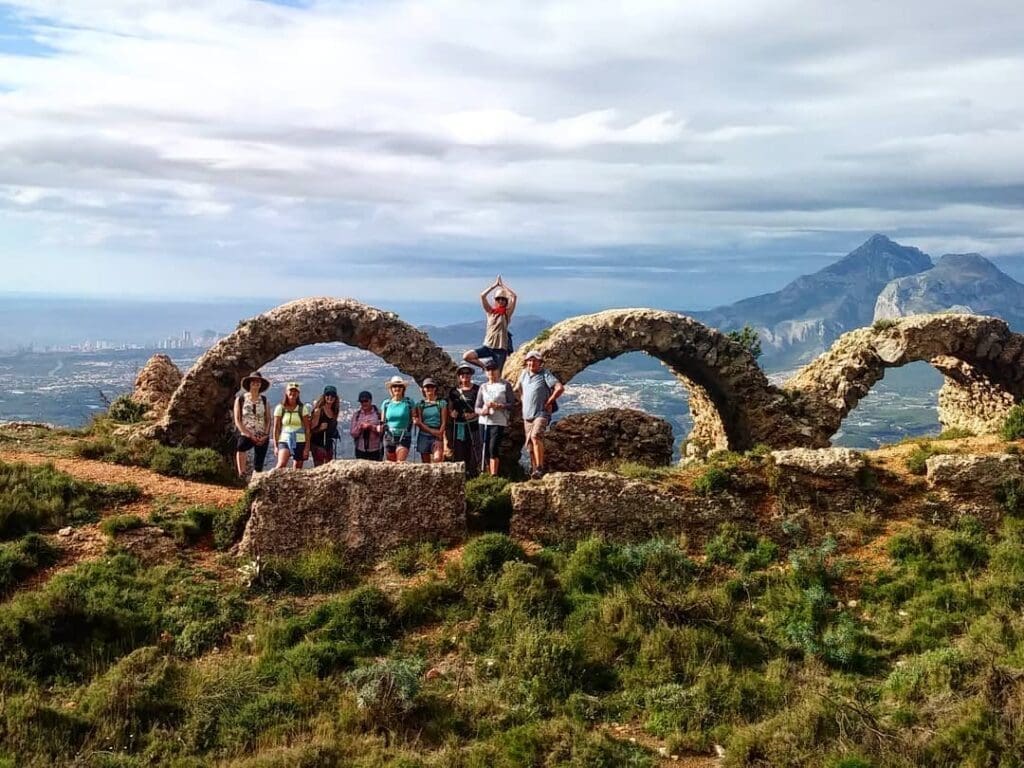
6, 451, 244, 508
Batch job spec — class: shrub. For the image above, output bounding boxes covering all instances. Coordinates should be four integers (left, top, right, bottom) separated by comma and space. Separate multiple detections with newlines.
107, 395, 148, 424
0, 534, 60, 596
388, 542, 442, 576
263, 545, 350, 595
395, 577, 461, 627
99, 514, 145, 538
693, 466, 730, 495
0, 460, 141, 538
1002, 404, 1024, 441
460, 533, 525, 582
997, 478, 1024, 516
726, 324, 762, 359
347, 656, 425, 731
705, 523, 779, 573
306, 586, 395, 653
905, 443, 944, 475
77, 646, 186, 748
561, 537, 695, 594
150, 446, 231, 483
936, 427, 973, 440
613, 462, 672, 481
465, 475, 513, 531
872, 318, 898, 331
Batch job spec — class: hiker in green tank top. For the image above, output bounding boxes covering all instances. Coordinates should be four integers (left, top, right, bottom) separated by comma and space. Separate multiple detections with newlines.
413, 378, 448, 463
273, 382, 312, 469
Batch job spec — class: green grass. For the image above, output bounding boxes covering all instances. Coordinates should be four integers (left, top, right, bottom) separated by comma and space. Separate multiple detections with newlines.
98, 513, 145, 538
1002, 404, 1024, 441
0, 534, 60, 596
0, 460, 141, 539
4, 458, 1024, 767
465, 475, 513, 531
904, 442, 948, 475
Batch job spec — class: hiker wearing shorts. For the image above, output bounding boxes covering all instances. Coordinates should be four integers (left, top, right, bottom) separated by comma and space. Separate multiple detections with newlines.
475, 359, 515, 476
515, 350, 564, 479
463, 275, 517, 373
233, 371, 271, 477
310, 385, 340, 466
349, 391, 383, 460
448, 364, 480, 477
273, 382, 312, 469
381, 376, 415, 463
414, 378, 447, 464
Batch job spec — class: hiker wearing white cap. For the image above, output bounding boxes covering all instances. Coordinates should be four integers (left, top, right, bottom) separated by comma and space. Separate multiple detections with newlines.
381, 375, 416, 462
273, 382, 312, 469
462, 275, 517, 373
475, 359, 515, 476
414, 378, 448, 463
515, 350, 564, 479
233, 371, 271, 477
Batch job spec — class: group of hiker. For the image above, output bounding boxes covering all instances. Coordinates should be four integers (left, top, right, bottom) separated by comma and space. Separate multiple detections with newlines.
232, 277, 564, 479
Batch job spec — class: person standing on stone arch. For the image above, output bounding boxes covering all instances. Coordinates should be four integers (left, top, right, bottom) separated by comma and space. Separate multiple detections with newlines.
463, 275, 517, 372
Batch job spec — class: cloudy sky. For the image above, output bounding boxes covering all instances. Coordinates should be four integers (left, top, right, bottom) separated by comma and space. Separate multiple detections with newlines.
1, 0, 1023, 311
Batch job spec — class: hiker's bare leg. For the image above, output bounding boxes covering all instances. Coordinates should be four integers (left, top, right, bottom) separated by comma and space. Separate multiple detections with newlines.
275, 447, 290, 469
235, 451, 247, 477
462, 349, 484, 370
488, 458, 500, 475
395, 446, 410, 463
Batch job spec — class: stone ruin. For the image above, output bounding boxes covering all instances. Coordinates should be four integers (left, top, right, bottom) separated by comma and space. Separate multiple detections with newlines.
140, 298, 1023, 456
131, 353, 182, 418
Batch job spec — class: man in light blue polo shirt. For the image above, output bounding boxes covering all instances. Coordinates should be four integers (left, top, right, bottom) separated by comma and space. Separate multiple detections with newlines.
515, 350, 564, 479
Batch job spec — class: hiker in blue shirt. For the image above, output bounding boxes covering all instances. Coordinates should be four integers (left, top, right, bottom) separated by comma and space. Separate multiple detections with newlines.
381, 376, 416, 463
515, 350, 564, 479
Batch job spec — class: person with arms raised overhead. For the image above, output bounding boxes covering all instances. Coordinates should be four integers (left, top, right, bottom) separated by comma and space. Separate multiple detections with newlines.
273, 382, 312, 469
515, 350, 564, 480
463, 275, 517, 372
233, 371, 271, 477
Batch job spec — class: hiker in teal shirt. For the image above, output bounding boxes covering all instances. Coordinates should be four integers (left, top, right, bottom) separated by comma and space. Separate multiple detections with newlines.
381, 376, 415, 462
414, 378, 447, 463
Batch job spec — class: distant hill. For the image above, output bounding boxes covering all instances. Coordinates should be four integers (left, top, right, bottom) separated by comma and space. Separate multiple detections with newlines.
691, 234, 933, 368
874, 253, 1024, 330
420, 314, 552, 347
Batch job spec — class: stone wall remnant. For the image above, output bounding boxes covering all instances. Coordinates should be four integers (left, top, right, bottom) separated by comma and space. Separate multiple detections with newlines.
504, 308, 818, 452
239, 461, 466, 561
784, 314, 1024, 445
770, 447, 867, 479
157, 298, 458, 447
542, 408, 673, 472
925, 453, 1023, 490
132, 354, 182, 418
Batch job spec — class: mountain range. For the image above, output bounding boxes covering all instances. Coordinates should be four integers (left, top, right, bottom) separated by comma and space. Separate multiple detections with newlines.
418, 234, 1023, 372
690, 234, 1024, 369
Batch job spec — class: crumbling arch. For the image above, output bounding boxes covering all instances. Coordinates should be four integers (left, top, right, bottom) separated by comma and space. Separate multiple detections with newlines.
784, 314, 1024, 444
503, 309, 812, 451
158, 298, 459, 447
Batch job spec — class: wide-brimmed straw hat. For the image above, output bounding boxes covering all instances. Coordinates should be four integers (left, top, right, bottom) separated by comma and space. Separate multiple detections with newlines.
241, 371, 270, 392
386, 375, 408, 389
494, 288, 509, 300
286, 381, 301, 392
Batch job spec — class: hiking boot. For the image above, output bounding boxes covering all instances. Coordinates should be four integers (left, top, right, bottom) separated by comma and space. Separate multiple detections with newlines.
530, 468, 545, 480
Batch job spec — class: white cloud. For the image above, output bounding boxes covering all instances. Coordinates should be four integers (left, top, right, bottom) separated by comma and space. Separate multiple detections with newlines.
0, 0, 1022, 302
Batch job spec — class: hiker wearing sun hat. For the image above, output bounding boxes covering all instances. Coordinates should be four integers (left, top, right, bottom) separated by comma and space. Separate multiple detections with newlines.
462, 275, 517, 373
381, 375, 415, 462
273, 381, 312, 469
233, 372, 271, 477
310, 385, 341, 466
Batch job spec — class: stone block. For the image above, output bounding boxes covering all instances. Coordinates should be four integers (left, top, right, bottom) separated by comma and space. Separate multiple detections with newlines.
925, 453, 1023, 490
770, 447, 866, 479
239, 461, 466, 560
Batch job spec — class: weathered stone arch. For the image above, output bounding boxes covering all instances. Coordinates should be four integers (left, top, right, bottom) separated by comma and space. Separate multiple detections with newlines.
784, 314, 1024, 443
503, 309, 816, 452
157, 298, 458, 447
